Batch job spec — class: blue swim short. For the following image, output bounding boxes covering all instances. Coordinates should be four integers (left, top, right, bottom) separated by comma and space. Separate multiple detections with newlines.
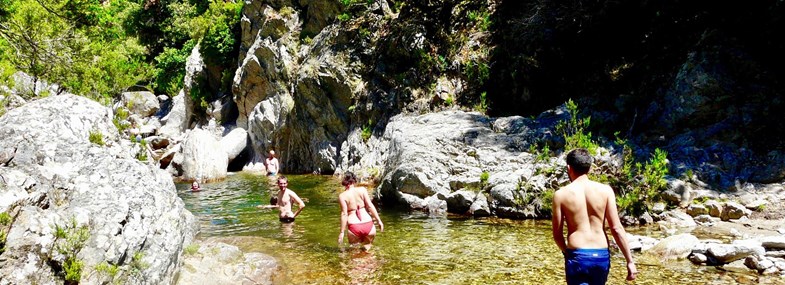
267, 172, 277, 176
564, 248, 611, 285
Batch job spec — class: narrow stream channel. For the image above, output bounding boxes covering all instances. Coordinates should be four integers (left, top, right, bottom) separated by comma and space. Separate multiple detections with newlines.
176, 173, 780, 285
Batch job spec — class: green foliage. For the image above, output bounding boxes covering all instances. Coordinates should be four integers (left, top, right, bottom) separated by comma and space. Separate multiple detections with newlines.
474, 91, 489, 113
0, 212, 10, 226
0, 0, 150, 100
444, 95, 454, 106
279, 6, 295, 18
94, 262, 120, 278
89, 129, 105, 146
184, 244, 200, 256
0, 229, 6, 255
467, 10, 491, 31
52, 218, 90, 283
599, 139, 670, 216
529, 143, 551, 162
337, 13, 351, 22
136, 139, 148, 161
463, 60, 490, 86
556, 99, 598, 154
113, 107, 130, 135
153, 40, 195, 96
480, 171, 490, 188
540, 189, 555, 214
361, 119, 373, 142
131, 251, 150, 272
0, 211, 8, 255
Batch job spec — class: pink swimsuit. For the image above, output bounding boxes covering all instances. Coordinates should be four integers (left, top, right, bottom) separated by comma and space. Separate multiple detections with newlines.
347, 206, 374, 239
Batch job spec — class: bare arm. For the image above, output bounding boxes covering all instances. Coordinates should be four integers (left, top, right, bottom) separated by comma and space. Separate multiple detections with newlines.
338, 196, 348, 244
362, 189, 384, 232
605, 187, 637, 281
551, 191, 567, 253
290, 191, 305, 217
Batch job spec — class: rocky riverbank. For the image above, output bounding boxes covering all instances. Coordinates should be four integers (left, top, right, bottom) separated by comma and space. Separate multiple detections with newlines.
0, 95, 197, 284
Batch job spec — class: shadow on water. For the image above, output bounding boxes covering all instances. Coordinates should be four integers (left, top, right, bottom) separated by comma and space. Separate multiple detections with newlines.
177, 173, 782, 285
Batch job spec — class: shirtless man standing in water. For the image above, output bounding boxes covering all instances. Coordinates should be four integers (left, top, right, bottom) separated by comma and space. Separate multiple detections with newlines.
552, 148, 637, 284
275, 176, 305, 223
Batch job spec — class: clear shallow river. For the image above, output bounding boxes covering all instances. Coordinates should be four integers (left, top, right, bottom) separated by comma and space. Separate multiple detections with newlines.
176, 173, 782, 285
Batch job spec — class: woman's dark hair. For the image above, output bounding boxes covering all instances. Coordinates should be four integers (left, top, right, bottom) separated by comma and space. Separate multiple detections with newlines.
566, 148, 592, 175
341, 171, 357, 186
270, 196, 278, 205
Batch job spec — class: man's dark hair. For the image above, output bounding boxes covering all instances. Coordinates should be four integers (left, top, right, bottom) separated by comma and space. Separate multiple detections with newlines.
566, 148, 592, 175
277, 176, 287, 184
341, 171, 357, 186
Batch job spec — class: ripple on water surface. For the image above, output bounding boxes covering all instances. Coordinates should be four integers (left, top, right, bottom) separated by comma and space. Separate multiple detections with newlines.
177, 174, 784, 285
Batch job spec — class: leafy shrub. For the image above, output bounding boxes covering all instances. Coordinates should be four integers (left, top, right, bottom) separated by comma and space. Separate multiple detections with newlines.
94, 262, 120, 279
361, 120, 373, 142
184, 244, 200, 256
529, 143, 551, 162
480, 171, 490, 188
600, 138, 669, 216
0, 212, 10, 225
337, 13, 351, 22
52, 218, 90, 283
556, 99, 598, 154
153, 41, 195, 96
89, 129, 105, 146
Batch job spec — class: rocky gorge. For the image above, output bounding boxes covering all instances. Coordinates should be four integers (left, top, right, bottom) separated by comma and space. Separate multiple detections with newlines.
2, 0, 785, 283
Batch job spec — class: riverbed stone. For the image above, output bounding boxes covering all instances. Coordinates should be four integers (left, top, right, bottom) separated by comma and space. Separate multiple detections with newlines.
705, 200, 723, 217
658, 210, 697, 228
707, 240, 766, 264
177, 241, 277, 285
122, 91, 160, 117
690, 253, 708, 264
649, 234, 699, 260
445, 190, 476, 214
425, 195, 447, 215
721, 201, 752, 221
686, 203, 708, 217
759, 236, 785, 250
469, 194, 491, 217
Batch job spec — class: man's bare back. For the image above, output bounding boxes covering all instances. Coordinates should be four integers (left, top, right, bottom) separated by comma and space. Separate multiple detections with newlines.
552, 148, 637, 284
554, 178, 614, 249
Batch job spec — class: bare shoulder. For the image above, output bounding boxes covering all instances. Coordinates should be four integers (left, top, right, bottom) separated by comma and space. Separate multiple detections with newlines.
589, 180, 614, 196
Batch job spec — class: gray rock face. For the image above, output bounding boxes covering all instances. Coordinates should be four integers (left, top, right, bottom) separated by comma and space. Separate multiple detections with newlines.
0, 95, 197, 285
369, 110, 565, 214
159, 92, 187, 139
220, 128, 249, 162
180, 129, 228, 181
121, 91, 160, 117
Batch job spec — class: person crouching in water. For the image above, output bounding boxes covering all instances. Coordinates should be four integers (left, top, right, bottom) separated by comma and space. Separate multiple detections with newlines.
338, 171, 384, 251
275, 176, 305, 223
191, 181, 201, 191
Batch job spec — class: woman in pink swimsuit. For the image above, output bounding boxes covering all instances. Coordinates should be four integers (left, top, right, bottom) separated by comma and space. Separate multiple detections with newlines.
338, 172, 384, 251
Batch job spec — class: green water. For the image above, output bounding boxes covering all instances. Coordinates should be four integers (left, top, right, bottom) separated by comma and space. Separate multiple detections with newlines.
177, 173, 782, 285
